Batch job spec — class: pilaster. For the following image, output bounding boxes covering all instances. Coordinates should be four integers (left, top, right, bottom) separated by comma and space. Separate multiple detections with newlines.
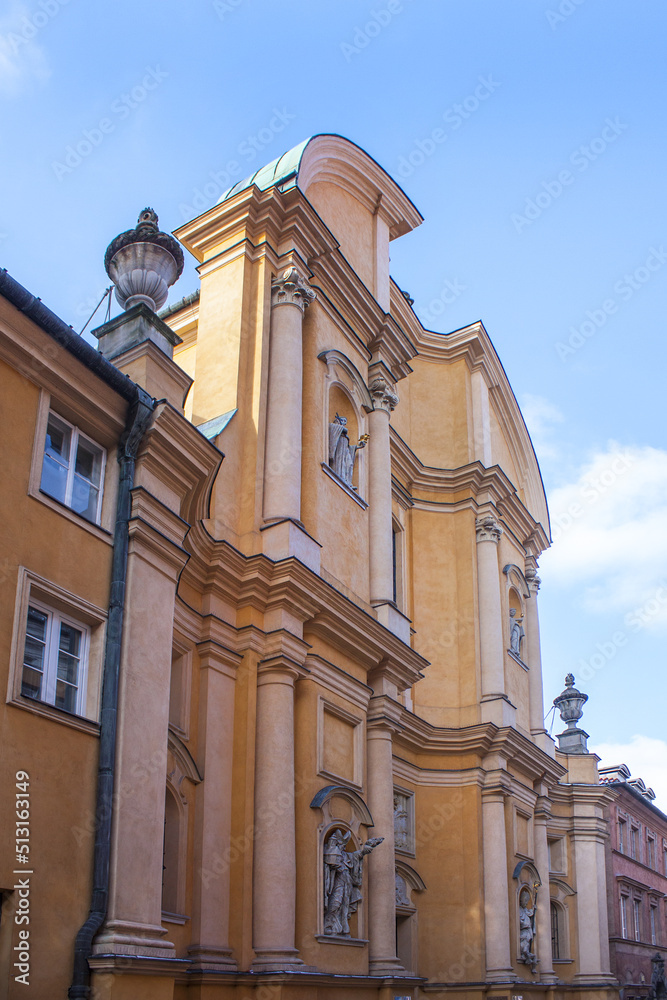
476, 513, 514, 727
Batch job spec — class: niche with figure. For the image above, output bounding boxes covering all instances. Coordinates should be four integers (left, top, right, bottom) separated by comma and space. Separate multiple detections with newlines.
319, 349, 372, 501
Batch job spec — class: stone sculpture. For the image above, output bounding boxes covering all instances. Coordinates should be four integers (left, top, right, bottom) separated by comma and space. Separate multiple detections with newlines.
509, 608, 525, 656
518, 886, 538, 973
394, 793, 410, 852
650, 953, 667, 1000
328, 414, 368, 488
323, 829, 383, 936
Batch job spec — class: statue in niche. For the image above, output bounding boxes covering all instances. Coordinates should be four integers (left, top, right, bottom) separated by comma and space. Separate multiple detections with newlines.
650, 954, 667, 1000
394, 793, 410, 851
328, 413, 368, 488
395, 872, 410, 907
509, 608, 525, 657
323, 829, 383, 936
518, 886, 538, 973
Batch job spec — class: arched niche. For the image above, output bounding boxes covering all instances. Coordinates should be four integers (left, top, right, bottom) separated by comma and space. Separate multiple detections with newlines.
395, 861, 426, 975
319, 350, 371, 498
162, 730, 202, 919
310, 785, 375, 942
513, 860, 541, 971
504, 564, 529, 663
549, 878, 575, 961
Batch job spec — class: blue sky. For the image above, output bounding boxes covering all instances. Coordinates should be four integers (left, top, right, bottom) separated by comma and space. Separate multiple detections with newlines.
2, 1, 666, 799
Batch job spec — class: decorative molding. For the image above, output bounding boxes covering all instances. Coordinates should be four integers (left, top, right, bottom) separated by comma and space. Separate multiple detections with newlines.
270, 265, 316, 313
321, 462, 369, 509
476, 514, 502, 544
368, 373, 399, 412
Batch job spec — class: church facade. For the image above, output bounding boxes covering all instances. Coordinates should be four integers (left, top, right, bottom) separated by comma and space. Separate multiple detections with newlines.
0, 135, 618, 999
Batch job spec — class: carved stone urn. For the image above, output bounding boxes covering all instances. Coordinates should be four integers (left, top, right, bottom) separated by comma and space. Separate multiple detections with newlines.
104, 208, 184, 312
553, 673, 589, 753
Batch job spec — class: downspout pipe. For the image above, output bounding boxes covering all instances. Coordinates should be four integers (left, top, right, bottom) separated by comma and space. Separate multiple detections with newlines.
68, 386, 154, 999
0, 267, 156, 998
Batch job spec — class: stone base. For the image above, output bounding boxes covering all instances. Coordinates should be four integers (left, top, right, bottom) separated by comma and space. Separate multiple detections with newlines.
372, 601, 412, 644
187, 943, 237, 971
260, 519, 321, 573
369, 956, 408, 976
91, 919, 175, 959
250, 948, 310, 973
480, 694, 517, 727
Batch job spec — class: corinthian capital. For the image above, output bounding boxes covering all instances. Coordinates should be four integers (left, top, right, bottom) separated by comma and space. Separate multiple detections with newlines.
270, 266, 316, 312
525, 565, 541, 593
475, 514, 502, 544
368, 374, 399, 412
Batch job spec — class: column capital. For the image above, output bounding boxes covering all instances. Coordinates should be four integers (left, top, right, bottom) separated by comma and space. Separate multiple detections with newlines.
476, 513, 502, 544
270, 266, 316, 313
368, 373, 398, 412
525, 565, 541, 594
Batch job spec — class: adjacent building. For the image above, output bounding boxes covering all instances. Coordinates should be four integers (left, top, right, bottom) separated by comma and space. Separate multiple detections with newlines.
600, 765, 667, 997
0, 134, 621, 1000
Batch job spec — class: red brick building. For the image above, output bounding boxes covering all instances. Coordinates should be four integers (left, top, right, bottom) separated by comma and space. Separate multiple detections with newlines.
600, 764, 667, 997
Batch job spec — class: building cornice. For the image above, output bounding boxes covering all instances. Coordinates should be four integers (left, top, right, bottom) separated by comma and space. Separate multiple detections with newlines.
182, 526, 428, 691
390, 430, 549, 555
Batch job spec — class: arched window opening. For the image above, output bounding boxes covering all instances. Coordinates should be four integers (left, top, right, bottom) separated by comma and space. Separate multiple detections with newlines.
551, 901, 560, 959
162, 787, 181, 915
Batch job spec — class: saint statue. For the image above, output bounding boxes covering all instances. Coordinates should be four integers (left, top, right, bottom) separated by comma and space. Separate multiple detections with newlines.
509, 608, 525, 657
518, 886, 538, 972
394, 793, 409, 851
323, 829, 383, 936
328, 414, 368, 488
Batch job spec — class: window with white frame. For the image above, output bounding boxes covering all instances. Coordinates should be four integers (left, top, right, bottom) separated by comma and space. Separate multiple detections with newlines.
618, 818, 626, 854
631, 826, 639, 860
633, 898, 642, 942
648, 835, 656, 869
620, 895, 629, 938
651, 904, 658, 945
40, 411, 105, 524
21, 600, 89, 716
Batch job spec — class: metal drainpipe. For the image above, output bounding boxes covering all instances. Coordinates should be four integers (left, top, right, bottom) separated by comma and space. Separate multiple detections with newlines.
68, 386, 155, 1000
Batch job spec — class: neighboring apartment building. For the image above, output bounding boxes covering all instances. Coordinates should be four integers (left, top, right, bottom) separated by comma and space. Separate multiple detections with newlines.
0, 134, 619, 1000
600, 764, 667, 997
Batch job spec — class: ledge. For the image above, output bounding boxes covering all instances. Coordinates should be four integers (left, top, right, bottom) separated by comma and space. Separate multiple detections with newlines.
508, 650, 529, 671
314, 934, 368, 947
321, 463, 369, 509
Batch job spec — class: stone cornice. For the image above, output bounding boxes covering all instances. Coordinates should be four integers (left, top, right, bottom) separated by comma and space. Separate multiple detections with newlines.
393, 710, 565, 784
136, 402, 222, 526
390, 430, 549, 555
176, 183, 418, 384
182, 526, 427, 691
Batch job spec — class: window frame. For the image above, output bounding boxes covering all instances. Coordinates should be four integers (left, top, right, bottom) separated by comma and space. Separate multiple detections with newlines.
40, 409, 106, 525
7, 568, 106, 733
620, 894, 629, 939
633, 897, 642, 942
21, 597, 89, 717
618, 817, 626, 854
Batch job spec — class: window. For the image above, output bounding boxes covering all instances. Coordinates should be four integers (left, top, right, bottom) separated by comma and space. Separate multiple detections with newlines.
664, 845, 667, 876
631, 826, 639, 860
618, 818, 626, 854
40, 412, 105, 524
21, 600, 88, 715
620, 895, 629, 938
651, 905, 658, 945
634, 899, 642, 942
648, 836, 656, 869
551, 901, 560, 959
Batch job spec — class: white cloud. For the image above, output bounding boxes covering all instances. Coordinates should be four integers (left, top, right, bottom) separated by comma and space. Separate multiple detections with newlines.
0, 4, 51, 97
541, 442, 667, 626
519, 393, 564, 463
592, 735, 667, 811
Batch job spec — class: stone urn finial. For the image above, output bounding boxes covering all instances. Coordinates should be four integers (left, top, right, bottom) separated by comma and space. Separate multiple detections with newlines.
104, 208, 184, 312
553, 673, 589, 754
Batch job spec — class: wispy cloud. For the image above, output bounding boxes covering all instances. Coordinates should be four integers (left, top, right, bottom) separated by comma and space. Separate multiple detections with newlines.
541, 442, 667, 626
592, 735, 667, 811
519, 393, 565, 463
0, 2, 53, 97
